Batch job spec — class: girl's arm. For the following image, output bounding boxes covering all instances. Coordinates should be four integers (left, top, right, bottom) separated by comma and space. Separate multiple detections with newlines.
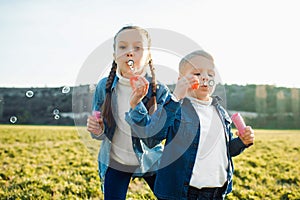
88, 78, 107, 140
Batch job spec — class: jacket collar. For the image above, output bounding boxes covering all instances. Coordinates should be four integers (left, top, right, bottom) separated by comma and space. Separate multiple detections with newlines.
110, 73, 152, 92
212, 95, 223, 106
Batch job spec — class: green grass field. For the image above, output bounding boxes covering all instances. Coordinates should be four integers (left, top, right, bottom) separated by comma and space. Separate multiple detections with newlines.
0, 125, 299, 199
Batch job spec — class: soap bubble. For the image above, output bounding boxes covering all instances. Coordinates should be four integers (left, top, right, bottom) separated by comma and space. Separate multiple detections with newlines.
89, 84, 96, 92
208, 80, 215, 86
62, 86, 71, 94
53, 109, 60, 115
54, 115, 60, 120
25, 90, 34, 98
10, 116, 17, 123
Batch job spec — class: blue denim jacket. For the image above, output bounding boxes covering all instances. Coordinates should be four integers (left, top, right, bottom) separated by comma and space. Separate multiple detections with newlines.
91, 74, 170, 189
126, 95, 247, 200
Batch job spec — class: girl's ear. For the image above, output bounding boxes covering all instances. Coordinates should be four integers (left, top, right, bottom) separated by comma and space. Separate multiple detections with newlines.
113, 53, 116, 60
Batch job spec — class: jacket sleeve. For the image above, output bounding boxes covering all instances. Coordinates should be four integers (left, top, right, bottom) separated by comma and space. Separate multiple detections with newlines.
229, 130, 247, 157
229, 123, 247, 157
125, 84, 180, 141
218, 104, 247, 157
90, 78, 107, 140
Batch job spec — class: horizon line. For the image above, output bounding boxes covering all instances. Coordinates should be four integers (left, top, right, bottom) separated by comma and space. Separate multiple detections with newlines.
0, 82, 300, 89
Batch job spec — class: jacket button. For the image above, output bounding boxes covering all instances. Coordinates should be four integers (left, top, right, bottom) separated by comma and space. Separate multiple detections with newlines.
184, 181, 189, 186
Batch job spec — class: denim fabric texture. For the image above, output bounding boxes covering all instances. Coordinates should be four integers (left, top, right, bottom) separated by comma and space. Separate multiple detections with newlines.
127, 95, 247, 200
91, 74, 170, 191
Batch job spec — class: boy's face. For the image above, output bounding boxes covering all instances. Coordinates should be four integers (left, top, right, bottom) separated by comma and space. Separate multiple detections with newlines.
180, 55, 216, 101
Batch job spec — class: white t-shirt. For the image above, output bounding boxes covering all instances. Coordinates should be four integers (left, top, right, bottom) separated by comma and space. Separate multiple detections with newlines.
110, 70, 139, 165
188, 96, 228, 189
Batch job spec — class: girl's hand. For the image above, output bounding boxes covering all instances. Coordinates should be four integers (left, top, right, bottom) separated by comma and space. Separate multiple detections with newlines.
87, 115, 104, 135
236, 126, 255, 146
173, 74, 199, 100
130, 76, 149, 109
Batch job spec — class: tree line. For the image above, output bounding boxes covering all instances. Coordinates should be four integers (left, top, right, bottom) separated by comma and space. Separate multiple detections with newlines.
0, 84, 299, 129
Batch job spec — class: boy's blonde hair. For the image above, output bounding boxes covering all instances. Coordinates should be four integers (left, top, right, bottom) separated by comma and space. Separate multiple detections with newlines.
179, 50, 214, 73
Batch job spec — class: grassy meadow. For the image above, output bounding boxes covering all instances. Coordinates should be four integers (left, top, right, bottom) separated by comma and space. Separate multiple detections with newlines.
0, 125, 299, 199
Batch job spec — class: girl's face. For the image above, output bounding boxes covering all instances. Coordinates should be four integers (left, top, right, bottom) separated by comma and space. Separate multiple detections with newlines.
181, 55, 216, 101
113, 29, 150, 78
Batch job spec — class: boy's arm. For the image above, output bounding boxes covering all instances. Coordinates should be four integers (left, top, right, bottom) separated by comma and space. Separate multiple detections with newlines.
125, 91, 181, 141
229, 137, 247, 157
125, 75, 192, 141
229, 126, 254, 156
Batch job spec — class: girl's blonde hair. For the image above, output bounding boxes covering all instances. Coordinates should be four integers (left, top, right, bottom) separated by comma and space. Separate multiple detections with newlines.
102, 26, 157, 128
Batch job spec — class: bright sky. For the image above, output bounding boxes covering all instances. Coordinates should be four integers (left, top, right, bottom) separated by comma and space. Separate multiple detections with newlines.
0, 0, 299, 88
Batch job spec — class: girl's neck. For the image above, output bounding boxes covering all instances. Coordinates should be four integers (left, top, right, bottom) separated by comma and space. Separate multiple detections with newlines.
119, 66, 147, 79
116, 68, 130, 85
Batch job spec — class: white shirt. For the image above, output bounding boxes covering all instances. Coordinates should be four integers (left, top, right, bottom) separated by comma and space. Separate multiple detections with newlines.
110, 69, 139, 165
188, 96, 228, 189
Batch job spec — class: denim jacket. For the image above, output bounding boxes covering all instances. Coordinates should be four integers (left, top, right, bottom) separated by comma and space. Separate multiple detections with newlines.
126, 95, 247, 200
91, 74, 170, 189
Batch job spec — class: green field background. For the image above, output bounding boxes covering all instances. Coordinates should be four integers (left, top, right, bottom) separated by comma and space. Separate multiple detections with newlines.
1, 125, 299, 199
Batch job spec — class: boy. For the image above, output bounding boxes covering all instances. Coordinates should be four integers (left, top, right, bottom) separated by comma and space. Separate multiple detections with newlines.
126, 50, 255, 200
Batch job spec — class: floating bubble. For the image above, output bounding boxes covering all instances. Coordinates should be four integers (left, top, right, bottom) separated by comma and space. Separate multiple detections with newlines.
10, 116, 17, 123
53, 109, 60, 115
89, 84, 96, 92
62, 86, 71, 94
208, 80, 215, 86
54, 114, 60, 120
25, 90, 34, 98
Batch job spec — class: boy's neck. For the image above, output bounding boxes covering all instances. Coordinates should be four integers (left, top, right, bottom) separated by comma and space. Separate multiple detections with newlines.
186, 96, 212, 105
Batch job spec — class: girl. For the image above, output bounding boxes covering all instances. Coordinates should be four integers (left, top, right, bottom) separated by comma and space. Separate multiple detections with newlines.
86, 26, 170, 200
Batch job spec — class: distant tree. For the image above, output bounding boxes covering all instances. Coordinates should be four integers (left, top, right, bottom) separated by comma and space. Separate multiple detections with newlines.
255, 85, 267, 127
276, 90, 286, 128
291, 88, 300, 128
255, 85, 267, 113
0, 94, 3, 119
241, 84, 256, 111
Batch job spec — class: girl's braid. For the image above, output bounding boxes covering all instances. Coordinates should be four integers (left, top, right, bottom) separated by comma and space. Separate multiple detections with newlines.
105, 61, 117, 93
147, 59, 157, 115
102, 61, 117, 128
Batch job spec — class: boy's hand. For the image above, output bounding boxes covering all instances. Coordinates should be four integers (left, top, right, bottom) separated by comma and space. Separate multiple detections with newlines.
173, 75, 199, 100
87, 115, 104, 135
236, 126, 255, 146
130, 76, 149, 109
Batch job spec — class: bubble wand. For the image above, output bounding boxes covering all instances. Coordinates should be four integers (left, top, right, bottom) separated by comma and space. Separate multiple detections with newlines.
127, 59, 134, 71
92, 110, 101, 120
192, 79, 215, 89
231, 113, 246, 135
128, 60, 139, 89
